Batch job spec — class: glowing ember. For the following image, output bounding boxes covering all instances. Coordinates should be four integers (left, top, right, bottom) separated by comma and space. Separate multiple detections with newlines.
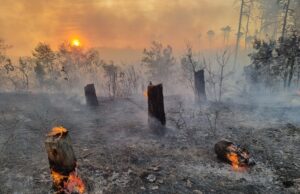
50, 169, 85, 194
143, 90, 148, 97
226, 152, 240, 170
51, 170, 67, 187
48, 126, 67, 137
64, 171, 85, 194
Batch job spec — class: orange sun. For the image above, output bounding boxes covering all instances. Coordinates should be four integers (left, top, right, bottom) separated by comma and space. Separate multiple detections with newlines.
71, 39, 81, 47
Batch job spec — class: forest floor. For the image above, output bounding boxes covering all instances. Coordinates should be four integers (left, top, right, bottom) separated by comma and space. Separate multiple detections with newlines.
0, 92, 300, 194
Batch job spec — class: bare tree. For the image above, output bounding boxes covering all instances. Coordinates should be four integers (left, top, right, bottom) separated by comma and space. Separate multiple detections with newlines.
216, 50, 231, 102
181, 44, 197, 92
103, 62, 118, 98
281, 0, 291, 41
234, 0, 245, 66
17, 57, 34, 90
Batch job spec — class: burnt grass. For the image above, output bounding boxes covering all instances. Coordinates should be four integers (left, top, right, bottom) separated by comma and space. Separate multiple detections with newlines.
0, 92, 300, 194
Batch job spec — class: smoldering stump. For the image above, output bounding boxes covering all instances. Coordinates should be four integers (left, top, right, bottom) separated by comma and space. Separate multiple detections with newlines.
45, 127, 77, 189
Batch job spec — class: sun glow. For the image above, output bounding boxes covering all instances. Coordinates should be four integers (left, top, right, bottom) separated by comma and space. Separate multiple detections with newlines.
71, 39, 81, 47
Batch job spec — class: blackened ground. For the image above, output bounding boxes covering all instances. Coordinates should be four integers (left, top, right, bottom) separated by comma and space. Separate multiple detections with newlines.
0, 93, 299, 194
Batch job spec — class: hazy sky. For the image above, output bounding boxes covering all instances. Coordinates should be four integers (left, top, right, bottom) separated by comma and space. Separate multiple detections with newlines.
0, 0, 238, 62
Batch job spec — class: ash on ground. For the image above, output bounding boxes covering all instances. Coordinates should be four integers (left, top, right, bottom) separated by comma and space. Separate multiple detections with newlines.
0, 93, 299, 194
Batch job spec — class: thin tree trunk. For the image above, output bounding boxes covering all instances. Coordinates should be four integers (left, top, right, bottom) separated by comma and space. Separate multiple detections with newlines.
245, 8, 251, 49
234, 0, 245, 67
288, 58, 295, 88
219, 65, 224, 102
281, 0, 291, 41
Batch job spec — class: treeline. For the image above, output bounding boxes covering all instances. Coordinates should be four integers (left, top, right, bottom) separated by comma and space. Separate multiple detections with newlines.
0, 40, 184, 98
0, 41, 144, 97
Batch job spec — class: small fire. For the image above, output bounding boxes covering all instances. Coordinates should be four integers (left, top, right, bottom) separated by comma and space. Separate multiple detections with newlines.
51, 169, 85, 194
51, 170, 68, 187
48, 126, 67, 137
226, 152, 240, 170
143, 90, 148, 98
64, 171, 85, 194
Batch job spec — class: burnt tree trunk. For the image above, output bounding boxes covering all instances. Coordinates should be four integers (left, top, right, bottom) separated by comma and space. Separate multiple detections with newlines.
194, 69, 206, 102
147, 83, 166, 127
84, 84, 99, 106
214, 140, 255, 167
214, 140, 234, 163
45, 127, 77, 190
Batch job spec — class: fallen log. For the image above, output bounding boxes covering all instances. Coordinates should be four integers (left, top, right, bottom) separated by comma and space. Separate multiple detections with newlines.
194, 69, 206, 102
84, 84, 99, 106
214, 140, 255, 169
45, 126, 85, 193
147, 83, 166, 127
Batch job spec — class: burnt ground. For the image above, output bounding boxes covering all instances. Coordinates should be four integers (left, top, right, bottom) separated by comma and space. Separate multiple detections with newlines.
0, 92, 299, 194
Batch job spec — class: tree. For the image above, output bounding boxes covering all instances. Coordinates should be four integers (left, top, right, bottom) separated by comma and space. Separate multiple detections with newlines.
244, 1, 255, 49
281, 0, 291, 41
17, 57, 34, 90
246, 39, 276, 89
216, 50, 231, 101
102, 62, 118, 98
0, 39, 11, 65
246, 33, 300, 90
207, 30, 215, 47
234, 0, 245, 66
32, 43, 57, 88
277, 32, 300, 88
221, 26, 232, 46
180, 44, 203, 93
142, 41, 175, 87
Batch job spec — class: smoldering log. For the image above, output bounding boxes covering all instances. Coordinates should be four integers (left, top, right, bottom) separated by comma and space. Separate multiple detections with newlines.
194, 69, 206, 101
214, 140, 255, 167
45, 127, 77, 190
84, 84, 99, 106
147, 83, 166, 126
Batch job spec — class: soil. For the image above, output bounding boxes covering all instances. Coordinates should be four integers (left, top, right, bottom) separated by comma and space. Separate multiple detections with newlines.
0, 92, 299, 194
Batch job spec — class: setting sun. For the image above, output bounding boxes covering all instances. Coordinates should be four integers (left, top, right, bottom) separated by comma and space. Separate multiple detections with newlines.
71, 39, 81, 47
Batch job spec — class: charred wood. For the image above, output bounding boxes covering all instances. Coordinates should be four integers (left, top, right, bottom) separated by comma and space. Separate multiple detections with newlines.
84, 84, 99, 106
147, 83, 166, 127
194, 70, 206, 102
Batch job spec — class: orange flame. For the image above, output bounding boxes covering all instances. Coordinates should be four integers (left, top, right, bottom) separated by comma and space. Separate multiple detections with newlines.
51, 170, 67, 187
48, 126, 67, 137
226, 152, 240, 170
143, 90, 148, 98
51, 169, 85, 194
64, 171, 85, 194
226, 152, 247, 172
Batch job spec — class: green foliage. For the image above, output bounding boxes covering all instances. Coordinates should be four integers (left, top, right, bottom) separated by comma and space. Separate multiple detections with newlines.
246, 33, 300, 89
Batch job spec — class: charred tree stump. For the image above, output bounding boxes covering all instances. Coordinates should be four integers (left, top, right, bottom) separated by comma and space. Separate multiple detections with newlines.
84, 84, 99, 106
45, 127, 77, 191
147, 83, 166, 128
214, 140, 255, 169
194, 69, 206, 102
214, 140, 234, 163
